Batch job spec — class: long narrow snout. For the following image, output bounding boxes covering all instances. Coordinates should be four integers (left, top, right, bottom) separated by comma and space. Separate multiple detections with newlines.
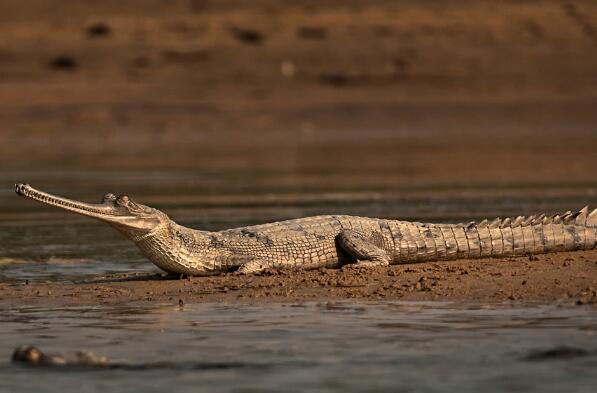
15, 183, 125, 222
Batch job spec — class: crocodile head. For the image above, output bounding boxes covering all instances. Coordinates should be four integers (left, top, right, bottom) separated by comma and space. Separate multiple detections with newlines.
15, 183, 168, 239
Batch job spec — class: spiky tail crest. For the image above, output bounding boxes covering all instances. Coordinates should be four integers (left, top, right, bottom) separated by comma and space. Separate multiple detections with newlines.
394, 207, 597, 262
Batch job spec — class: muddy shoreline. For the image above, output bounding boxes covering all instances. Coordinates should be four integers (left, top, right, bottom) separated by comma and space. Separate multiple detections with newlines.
1, 250, 596, 307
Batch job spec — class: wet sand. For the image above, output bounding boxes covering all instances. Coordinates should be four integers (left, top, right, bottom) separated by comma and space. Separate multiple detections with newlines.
2, 250, 596, 307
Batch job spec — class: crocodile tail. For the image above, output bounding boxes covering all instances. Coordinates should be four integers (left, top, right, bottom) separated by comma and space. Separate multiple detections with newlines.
450, 206, 597, 259
396, 207, 597, 263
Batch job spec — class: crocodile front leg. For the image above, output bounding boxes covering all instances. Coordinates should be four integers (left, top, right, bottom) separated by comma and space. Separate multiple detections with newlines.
336, 229, 391, 267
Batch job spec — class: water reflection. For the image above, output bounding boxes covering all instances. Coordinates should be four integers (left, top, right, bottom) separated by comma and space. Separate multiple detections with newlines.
0, 302, 596, 392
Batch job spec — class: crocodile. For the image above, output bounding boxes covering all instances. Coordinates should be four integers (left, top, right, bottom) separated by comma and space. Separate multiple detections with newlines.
12, 345, 250, 370
13, 345, 112, 368
15, 183, 597, 276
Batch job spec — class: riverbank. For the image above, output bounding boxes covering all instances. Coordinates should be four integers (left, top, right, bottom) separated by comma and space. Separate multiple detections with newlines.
1, 250, 596, 307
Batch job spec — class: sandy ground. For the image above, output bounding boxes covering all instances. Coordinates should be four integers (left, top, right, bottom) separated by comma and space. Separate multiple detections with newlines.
1, 250, 596, 307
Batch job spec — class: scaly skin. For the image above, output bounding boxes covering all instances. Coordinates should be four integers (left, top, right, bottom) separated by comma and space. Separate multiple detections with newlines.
15, 184, 597, 276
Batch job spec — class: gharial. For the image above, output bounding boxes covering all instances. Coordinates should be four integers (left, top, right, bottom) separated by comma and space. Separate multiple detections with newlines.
12, 345, 247, 370
15, 183, 597, 276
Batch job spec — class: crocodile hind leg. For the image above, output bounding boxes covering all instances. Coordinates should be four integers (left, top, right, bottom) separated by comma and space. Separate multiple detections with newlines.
336, 229, 391, 267
237, 259, 270, 274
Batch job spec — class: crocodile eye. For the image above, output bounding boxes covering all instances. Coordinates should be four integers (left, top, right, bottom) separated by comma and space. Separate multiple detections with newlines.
24, 347, 42, 363
102, 193, 116, 203
13, 346, 41, 364
117, 195, 130, 205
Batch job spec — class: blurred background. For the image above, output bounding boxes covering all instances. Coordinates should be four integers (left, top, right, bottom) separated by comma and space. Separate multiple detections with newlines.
1, 0, 597, 235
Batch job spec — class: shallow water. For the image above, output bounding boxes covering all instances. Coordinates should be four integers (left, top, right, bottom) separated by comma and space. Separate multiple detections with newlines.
2, 171, 597, 392
1, 302, 597, 393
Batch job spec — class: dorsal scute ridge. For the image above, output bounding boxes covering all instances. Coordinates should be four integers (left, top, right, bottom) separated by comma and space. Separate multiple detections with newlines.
587, 208, 597, 226
563, 211, 579, 224
500, 217, 511, 229
512, 216, 524, 227
461, 207, 594, 229
576, 206, 589, 225
532, 214, 545, 225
